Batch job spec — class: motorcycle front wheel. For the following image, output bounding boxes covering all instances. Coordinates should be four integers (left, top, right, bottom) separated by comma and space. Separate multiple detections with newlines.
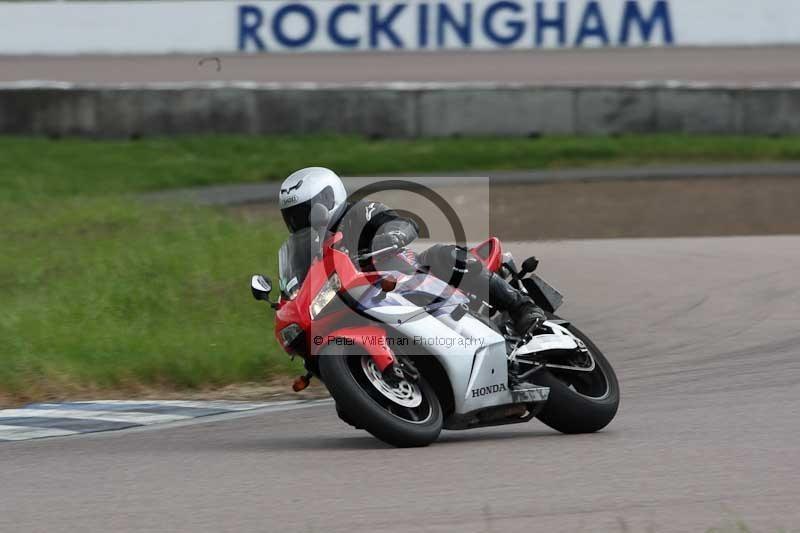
318, 345, 443, 448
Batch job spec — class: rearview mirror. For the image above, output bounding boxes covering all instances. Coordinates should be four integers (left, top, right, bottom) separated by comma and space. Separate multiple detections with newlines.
251, 274, 273, 301
309, 203, 331, 230
520, 256, 540, 275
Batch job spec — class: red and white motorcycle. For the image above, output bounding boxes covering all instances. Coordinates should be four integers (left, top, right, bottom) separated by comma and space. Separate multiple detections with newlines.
252, 204, 619, 447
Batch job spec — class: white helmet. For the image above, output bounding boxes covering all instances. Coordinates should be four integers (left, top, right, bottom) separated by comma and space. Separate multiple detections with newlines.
278, 167, 347, 233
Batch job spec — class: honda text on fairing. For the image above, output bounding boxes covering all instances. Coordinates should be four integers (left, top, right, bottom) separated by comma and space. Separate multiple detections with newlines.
250, 202, 620, 448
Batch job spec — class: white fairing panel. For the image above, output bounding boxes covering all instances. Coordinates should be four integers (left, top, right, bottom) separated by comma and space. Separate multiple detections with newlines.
388, 311, 512, 415
362, 292, 428, 324
515, 321, 579, 356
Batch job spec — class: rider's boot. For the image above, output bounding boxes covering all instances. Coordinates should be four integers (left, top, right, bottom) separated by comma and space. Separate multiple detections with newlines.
485, 273, 548, 393
486, 272, 547, 337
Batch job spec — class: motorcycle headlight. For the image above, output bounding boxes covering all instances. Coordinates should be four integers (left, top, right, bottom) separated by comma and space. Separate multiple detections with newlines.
309, 274, 341, 319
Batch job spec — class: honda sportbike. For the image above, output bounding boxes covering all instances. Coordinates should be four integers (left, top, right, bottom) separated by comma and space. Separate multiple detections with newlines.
251, 204, 619, 447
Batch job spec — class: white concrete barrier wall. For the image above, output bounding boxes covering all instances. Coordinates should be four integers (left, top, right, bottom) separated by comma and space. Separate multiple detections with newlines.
2, 83, 800, 138
0, 0, 799, 54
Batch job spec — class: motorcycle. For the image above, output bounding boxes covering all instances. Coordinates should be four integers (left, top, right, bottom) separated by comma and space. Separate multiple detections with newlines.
251, 203, 619, 447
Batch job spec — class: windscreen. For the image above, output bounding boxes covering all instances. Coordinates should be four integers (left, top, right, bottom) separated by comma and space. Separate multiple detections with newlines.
278, 228, 321, 300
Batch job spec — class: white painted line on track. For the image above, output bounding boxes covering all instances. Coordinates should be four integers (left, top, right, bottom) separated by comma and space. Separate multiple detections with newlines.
0, 408, 191, 425
68, 399, 304, 411
0, 399, 334, 442
74, 399, 336, 439
0, 425, 78, 441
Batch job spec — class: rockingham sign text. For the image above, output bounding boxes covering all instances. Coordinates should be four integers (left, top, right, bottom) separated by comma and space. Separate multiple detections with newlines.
1, 0, 798, 54
237, 0, 672, 51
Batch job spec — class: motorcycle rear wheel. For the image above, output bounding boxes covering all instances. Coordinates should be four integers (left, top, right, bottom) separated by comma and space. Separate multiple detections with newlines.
319, 345, 443, 447
534, 322, 620, 434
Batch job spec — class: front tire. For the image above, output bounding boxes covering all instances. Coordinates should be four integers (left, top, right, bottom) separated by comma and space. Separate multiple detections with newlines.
534, 322, 620, 434
319, 345, 443, 447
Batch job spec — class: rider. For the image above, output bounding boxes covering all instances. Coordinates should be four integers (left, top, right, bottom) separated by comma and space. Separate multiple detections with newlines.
278, 167, 546, 379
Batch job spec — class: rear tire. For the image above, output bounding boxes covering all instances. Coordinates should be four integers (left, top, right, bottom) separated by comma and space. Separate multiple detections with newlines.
534, 322, 620, 434
319, 345, 443, 447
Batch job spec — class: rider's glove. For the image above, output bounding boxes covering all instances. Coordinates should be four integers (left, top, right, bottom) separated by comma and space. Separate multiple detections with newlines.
368, 218, 418, 253
371, 231, 407, 252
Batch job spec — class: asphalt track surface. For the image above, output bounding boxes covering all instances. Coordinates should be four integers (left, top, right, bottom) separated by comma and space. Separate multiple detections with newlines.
3, 47, 800, 84
1, 236, 798, 532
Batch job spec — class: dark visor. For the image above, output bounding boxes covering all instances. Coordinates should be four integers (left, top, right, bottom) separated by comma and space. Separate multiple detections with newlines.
281, 186, 336, 233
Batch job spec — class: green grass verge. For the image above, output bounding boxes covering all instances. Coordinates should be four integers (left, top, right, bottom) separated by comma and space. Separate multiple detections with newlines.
4, 133, 800, 401
4, 134, 800, 201
0, 196, 294, 402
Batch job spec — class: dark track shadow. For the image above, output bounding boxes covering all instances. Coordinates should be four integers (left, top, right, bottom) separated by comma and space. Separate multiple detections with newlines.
212, 427, 620, 452
219, 434, 393, 451
438, 429, 557, 444
439, 427, 620, 445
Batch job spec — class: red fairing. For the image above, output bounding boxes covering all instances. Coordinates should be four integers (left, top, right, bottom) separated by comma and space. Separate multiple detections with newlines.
469, 237, 503, 273
273, 232, 395, 371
